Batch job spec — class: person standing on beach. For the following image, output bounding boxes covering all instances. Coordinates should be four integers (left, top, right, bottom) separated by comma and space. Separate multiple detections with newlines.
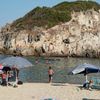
48, 66, 54, 83
1, 71, 7, 86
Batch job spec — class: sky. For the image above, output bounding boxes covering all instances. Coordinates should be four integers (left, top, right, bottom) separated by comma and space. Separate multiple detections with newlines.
0, 0, 100, 27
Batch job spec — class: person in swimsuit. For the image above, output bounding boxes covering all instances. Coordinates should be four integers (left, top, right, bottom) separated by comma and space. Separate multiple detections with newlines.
1, 71, 7, 86
48, 66, 54, 83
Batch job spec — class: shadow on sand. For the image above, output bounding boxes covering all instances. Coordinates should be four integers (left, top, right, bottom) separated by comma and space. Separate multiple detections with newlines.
51, 83, 68, 86
83, 98, 100, 100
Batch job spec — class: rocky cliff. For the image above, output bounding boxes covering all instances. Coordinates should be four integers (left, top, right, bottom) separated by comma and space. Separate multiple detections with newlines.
0, 9, 100, 57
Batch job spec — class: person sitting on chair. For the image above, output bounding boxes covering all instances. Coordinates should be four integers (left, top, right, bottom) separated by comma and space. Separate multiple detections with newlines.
83, 80, 93, 90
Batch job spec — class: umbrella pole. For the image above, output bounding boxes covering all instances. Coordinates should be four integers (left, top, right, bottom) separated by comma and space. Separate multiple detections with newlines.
85, 75, 88, 82
6, 71, 8, 86
15, 69, 18, 85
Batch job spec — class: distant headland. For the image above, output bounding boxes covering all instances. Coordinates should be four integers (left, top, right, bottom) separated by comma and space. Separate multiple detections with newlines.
0, 1, 100, 58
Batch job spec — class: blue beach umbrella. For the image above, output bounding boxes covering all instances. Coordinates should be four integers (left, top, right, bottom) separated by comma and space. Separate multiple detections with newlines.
70, 63, 100, 82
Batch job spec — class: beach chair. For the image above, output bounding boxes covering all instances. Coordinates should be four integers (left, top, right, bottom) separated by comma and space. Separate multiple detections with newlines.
91, 77, 100, 89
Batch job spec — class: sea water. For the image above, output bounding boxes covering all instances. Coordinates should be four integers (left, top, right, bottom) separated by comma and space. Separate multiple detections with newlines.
18, 56, 100, 84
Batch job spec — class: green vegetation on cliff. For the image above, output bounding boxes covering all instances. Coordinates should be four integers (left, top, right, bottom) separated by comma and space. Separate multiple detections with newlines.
11, 1, 100, 30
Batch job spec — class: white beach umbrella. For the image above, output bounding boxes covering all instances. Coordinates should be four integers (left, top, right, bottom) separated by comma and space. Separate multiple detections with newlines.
0, 56, 33, 69
0, 56, 33, 85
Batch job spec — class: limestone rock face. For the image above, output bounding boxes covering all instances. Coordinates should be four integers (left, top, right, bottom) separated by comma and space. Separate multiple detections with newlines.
0, 9, 100, 57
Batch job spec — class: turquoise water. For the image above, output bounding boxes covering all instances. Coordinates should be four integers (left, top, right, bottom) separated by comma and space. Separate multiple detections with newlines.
18, 56, 100, 84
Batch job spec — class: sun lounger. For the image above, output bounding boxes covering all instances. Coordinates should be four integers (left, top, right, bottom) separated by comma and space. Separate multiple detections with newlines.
91, 77, 100, 89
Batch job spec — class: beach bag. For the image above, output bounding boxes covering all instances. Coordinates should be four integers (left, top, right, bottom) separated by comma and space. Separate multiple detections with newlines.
17, 81, 23, 85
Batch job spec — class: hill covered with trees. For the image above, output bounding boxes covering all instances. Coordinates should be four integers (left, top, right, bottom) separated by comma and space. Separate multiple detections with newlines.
11, 1, 100, 30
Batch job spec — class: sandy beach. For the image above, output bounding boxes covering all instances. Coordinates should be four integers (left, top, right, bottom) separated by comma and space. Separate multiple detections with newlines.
0, 83, 100, 100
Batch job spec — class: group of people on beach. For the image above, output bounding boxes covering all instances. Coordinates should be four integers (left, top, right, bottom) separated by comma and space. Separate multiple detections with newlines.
0, 70, 14, 86
0, 66, 20, 87
0, 71, 18, 86
0, 58, 94, 90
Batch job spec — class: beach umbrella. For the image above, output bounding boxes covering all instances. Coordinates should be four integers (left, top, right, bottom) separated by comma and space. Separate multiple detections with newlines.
2, 66, 11, 72
0, 65, 18, 75
0, 56, 33, 69
69, 63, 100, 82
0, 56, 33, 84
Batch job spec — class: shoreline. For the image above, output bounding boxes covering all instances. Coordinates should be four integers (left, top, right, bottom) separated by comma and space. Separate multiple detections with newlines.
0, 54, 100, 59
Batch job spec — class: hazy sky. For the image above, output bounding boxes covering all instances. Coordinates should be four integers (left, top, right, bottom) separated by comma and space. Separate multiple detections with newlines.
0, 0, 99, 27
